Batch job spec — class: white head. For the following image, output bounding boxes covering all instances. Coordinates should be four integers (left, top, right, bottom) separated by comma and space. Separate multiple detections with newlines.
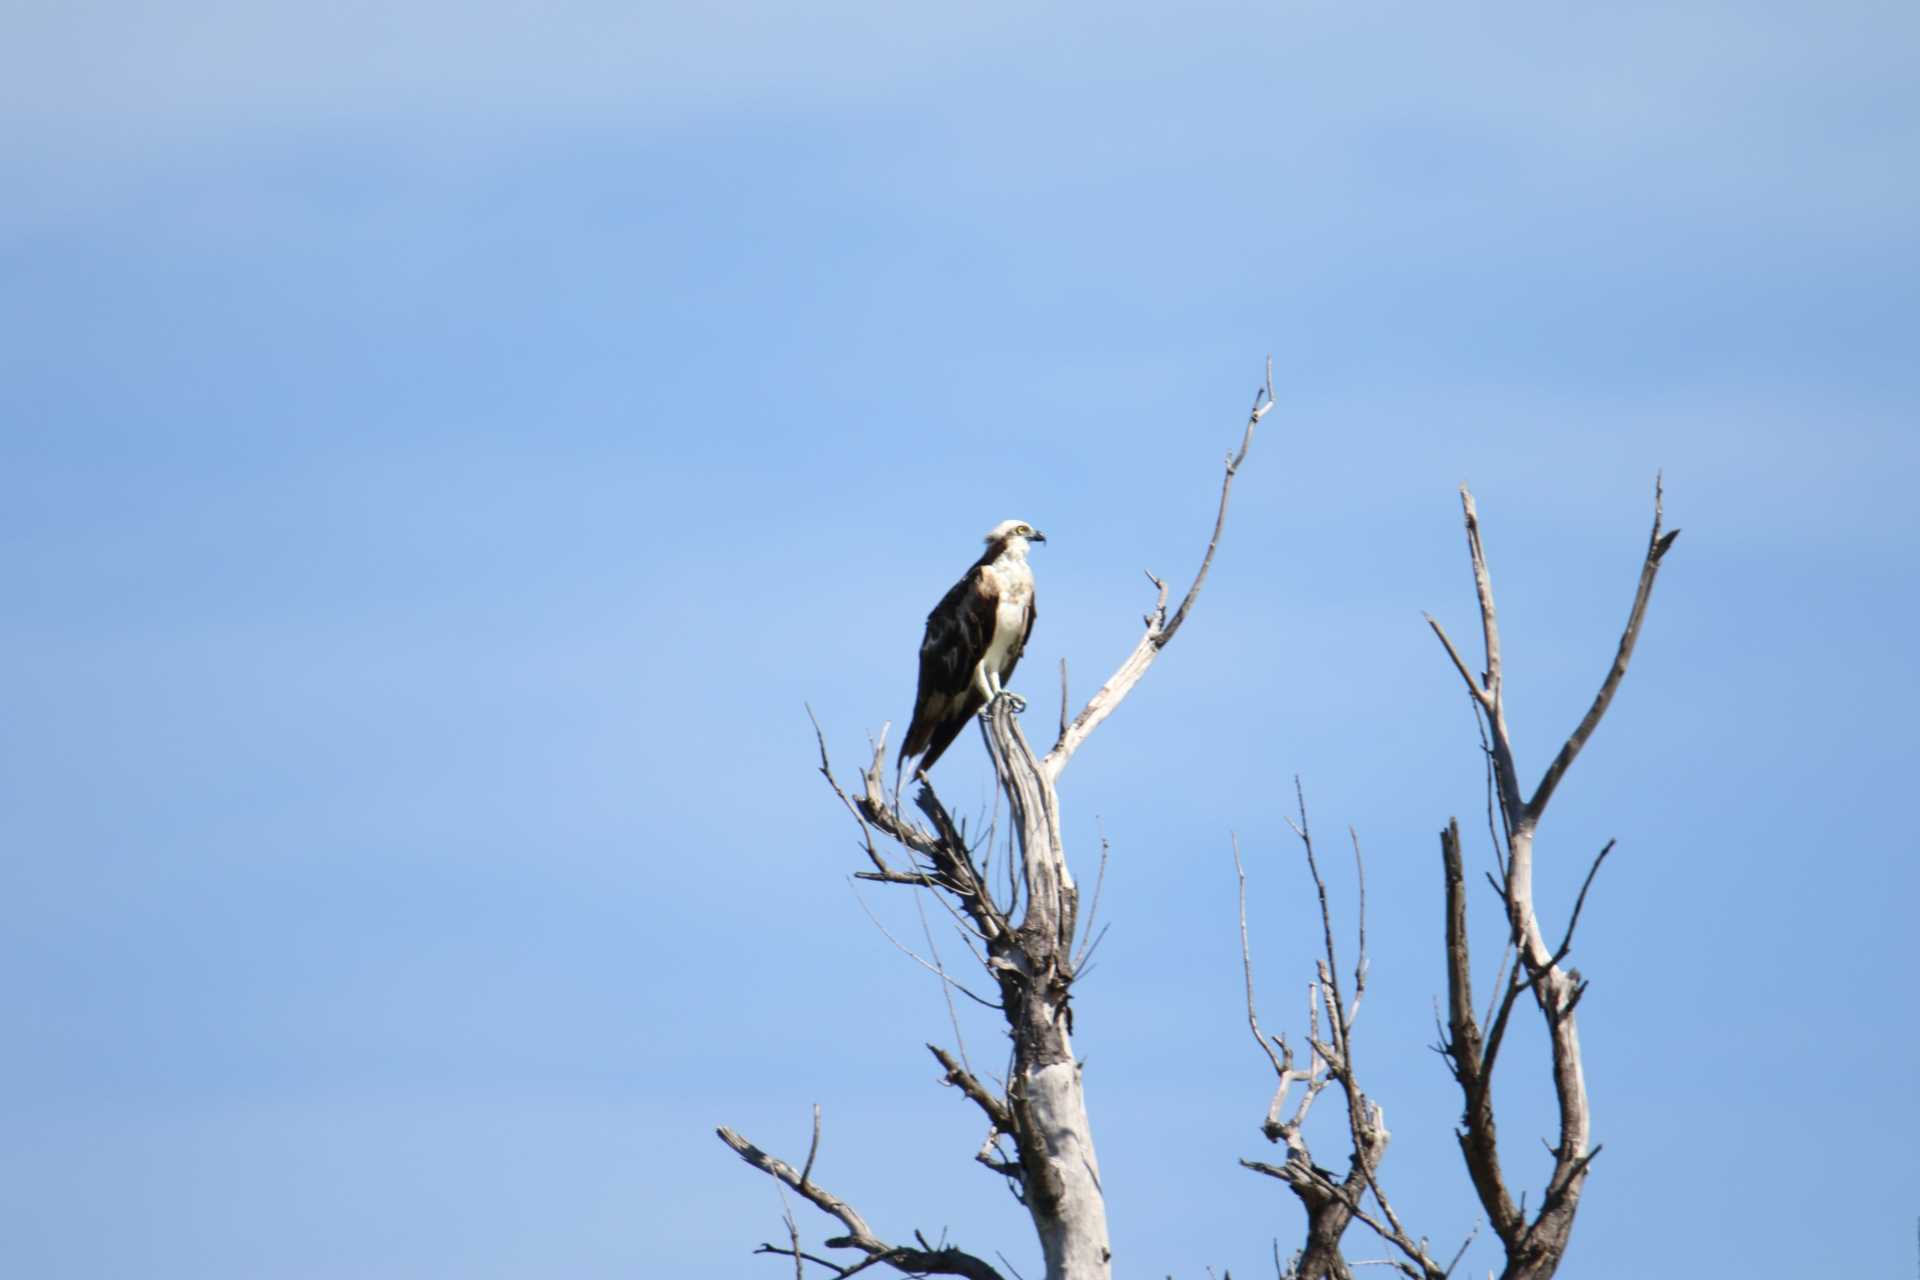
983, 519, 1047, 556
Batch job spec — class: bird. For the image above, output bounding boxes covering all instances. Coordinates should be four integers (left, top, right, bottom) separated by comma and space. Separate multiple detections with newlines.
897, 519, 1045, 778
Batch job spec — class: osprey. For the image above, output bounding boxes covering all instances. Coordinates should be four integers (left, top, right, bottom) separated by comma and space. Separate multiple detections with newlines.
898, 519, 1046, 777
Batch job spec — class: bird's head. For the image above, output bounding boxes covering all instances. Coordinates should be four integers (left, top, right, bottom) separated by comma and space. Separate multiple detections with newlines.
984, 519, 1047, 550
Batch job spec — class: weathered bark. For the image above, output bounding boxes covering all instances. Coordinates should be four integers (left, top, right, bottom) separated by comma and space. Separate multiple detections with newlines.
1440, 820, 1521, 1248
982, 696, 1110, 1277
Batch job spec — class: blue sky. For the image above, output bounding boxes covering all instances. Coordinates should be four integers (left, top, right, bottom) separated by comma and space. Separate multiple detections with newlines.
3, 3, 1916, 1276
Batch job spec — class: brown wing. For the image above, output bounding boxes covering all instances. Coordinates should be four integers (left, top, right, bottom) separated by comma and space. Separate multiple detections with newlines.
899, 567, 998, 774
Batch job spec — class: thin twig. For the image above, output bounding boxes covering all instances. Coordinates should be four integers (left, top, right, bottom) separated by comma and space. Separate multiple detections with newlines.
1160, 356, 1275, 644
910, 863, 975, 1067
1074, 922, 1112, 971
1348, 826, 1369, 1029
1440, 1221, 1479, 1279
801, 1105, 824, 1189
809, 704, 892, 875
1235, 834, 1288, 1082
1424, 615, 1489, 708
1469, 696, 1510, 870
847, 879, 1001, 1009
1458, 487, 1502, 710
1073, 826, 1112, 971
781, 1190, 807, 1280
756, 1242, 853, 1277
1291, 778, 1344, 1056
1550, 840, 1616, 967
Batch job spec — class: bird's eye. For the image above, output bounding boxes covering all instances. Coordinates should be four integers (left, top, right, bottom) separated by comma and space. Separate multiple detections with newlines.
1019, 525, 1031, 535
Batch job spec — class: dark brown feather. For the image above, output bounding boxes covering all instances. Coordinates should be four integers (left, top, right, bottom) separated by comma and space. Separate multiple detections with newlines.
898, 534, 1040, 776
900, 567, 997, 773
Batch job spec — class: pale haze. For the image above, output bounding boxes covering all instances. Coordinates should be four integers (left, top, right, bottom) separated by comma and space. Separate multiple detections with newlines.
3, 4, 1916, 1277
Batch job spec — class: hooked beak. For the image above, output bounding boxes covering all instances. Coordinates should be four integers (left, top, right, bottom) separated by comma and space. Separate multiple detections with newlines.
1029, 529, 1047, 544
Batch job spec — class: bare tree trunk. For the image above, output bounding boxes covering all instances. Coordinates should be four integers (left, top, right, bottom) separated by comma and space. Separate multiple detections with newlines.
983, 697, 1110, 1277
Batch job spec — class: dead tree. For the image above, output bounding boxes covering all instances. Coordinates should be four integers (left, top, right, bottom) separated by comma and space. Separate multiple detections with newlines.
717, 364, 1275, 1280
1237, 795, 1462, 1280
1242, 482, 1678, 1280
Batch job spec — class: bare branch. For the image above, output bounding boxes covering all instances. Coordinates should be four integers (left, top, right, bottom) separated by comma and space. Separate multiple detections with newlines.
1440, 1222, 1478, 1279
718, 1125, 880, 1250
1074, 923, 1112, 972
1470, 700, 1508, 879
1348, 827, 1368, 1028
782, 1193, 807, 1280
809, 704, 893, 875
1349, 1261, 1425, 1279
1041, 362, 1273, 781
851, 762, 1016, 954
757, 1240, 854, 1278
846, 880, 1001, 1009
1058, 658, 1070, 742
1234, 834, 1289, 1084
1423, 615, 1489, 708
717, 1124, 1008, 1280
1242, 1157, 1434, 1280
1434, 490, 1528, 832
1480, 956, 1537, 1086
1439, 820, 1521, 1245
1072, 829, 1112, 972
1550, 841, 1615, 968
911, 862, 980, 1067
1291, 779, 1345, 1059
1457, 487, 1503, 711
929, 1044, 1015, 1134
801, 1104, 824, 1189
1159, 357, 1274, 644
853, 867, 943, 888
1526, 478, 1679, 823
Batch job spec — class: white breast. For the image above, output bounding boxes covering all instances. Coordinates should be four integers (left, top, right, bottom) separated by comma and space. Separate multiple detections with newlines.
980, 560, 1033, 677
